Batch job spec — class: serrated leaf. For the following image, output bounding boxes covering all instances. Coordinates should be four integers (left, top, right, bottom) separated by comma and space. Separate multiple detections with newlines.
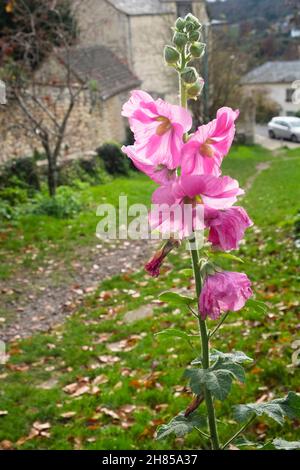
272, 438, 300, 450
159, 292, 194, 306
234, 392, 300, 425
210, 349, 253, 365
156, 411, 206, 440
185, 368, 233, 401
212, 358, 245, 383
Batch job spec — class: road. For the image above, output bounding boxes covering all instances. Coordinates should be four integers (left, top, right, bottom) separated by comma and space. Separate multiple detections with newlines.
255, 125, 300, 151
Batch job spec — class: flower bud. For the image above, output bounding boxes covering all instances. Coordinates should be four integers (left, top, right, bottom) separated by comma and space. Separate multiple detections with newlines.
175, 17, 185, 32
190, 42, 206, 58
164, 45, 180, 65
185, 13, 202, 30
188, 30, 201, 42
145, 239, 180, 278
173, 31, 188, 49
181, 67, 198, 85
187, 78, 205, 100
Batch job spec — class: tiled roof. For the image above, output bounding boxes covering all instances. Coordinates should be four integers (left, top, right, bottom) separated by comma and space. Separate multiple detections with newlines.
107, 0, 175, 16
60, 46, 140, 100
242, 61, 300, 85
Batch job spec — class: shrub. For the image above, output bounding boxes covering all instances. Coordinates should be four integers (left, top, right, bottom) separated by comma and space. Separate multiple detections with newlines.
31, 186, 82, 219
96, 142, 130, 175
58, 157, 109, 187
254, 91, 281, 124
0, 186, 28, 205
0, 156, 40, 191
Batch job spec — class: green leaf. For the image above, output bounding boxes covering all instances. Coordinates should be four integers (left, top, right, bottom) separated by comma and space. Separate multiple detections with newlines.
272, 438, 300, 450
185, 368, 233, 401
155, 328, 192, 342
234, 392, 300, 425
212, 357, 245, 383
159, 291, 195, 306
156, 411, 206, 440
246, 299, 268, 314
209, 252, 244, 264
210, 349, 253, 364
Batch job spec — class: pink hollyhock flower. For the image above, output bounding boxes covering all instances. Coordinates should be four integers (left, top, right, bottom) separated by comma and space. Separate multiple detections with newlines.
145, 239, 180, 278
199, 271, 252, 320
181, 107, 239, 176
205, 206, 253, 251
150, 174, 243, 239
121, 145, 176, 185
122, 90, 192, 169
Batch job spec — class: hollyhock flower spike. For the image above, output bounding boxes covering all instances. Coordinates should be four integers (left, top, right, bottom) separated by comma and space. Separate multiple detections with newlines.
181, 107, 239, 176
122, 90, 192, 169
199, 271, 253, 320
121, 145, 176, 185
150, 174, 244, 239
205, 206, 253, 251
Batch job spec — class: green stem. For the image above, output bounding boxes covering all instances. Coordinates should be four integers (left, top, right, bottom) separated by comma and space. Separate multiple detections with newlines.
190, 242, 220, 450
179, 61, 220, 450
222, 416, 256, 450
209, 311, 230, 339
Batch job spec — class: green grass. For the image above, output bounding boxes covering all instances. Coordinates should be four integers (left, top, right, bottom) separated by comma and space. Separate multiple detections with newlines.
0, 145, 299, 450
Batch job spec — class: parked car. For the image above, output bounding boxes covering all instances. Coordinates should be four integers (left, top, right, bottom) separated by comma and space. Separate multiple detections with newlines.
268, 116, 300, 142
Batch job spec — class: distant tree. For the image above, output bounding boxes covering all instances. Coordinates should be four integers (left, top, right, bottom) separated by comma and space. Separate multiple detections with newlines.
0, 0, 77, 68
0, 1, 84, 197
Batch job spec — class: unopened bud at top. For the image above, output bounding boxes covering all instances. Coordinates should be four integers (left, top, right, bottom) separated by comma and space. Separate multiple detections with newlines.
185, 13, 202, 31
175, 17, 185, 32
181, 67, 198, 85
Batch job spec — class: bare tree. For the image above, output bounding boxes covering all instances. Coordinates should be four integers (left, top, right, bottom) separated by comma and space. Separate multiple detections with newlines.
1, 0, 86, 196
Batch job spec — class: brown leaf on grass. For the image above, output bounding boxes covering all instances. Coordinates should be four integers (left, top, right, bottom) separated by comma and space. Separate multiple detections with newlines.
0, 410, 8, 417
60, 412, 77, 420
94, 333, 113, 344
107, 335, 142, 353
0, 440, 14, 450
17, 422, 51, 446
7, 363, 29, 372
92, 374, 109, 386
99, 291, 113, 301
98, 355, 120, 365
99, 407, 121, 421
130, 371, 163, 390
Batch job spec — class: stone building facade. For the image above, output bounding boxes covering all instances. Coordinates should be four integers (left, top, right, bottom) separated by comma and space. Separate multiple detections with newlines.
0, 0, 209, 164
0, 46, 140, 164
72, 0, 209, 103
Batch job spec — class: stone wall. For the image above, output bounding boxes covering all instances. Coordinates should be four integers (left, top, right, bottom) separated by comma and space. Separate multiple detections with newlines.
0, 88, 127, 164
71, 0, 131, 63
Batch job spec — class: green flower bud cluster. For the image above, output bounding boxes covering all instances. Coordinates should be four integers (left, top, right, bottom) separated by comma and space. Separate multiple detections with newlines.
164, 13, 206, 100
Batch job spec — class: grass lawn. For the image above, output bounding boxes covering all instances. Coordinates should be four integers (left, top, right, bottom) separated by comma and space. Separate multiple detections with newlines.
0, 145, 299, 450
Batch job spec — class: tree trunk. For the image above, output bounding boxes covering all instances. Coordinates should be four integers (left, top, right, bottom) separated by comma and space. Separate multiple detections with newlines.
47, 155, 58, 197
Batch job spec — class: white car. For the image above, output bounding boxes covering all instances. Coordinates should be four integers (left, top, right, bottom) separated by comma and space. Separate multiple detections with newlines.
268, 116, 300, 142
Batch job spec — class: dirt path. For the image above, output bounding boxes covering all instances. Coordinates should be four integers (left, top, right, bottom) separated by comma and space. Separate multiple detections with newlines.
0, 156, 279, 343
0, 239, 154, 342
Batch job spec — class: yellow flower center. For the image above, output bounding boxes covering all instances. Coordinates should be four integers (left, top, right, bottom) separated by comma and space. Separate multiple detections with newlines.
199, 138, 215, 158
156, 116, 172, 136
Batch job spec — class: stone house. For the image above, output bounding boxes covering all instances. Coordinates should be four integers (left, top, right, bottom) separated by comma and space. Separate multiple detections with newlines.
0, 45, 140, 164
72, 0, 209, 103
0, 0, 209, 164
242, 61, 300, 117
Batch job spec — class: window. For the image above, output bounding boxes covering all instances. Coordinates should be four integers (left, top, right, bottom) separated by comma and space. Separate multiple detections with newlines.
176, 1, 193, 18
286, 89, 294, 103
